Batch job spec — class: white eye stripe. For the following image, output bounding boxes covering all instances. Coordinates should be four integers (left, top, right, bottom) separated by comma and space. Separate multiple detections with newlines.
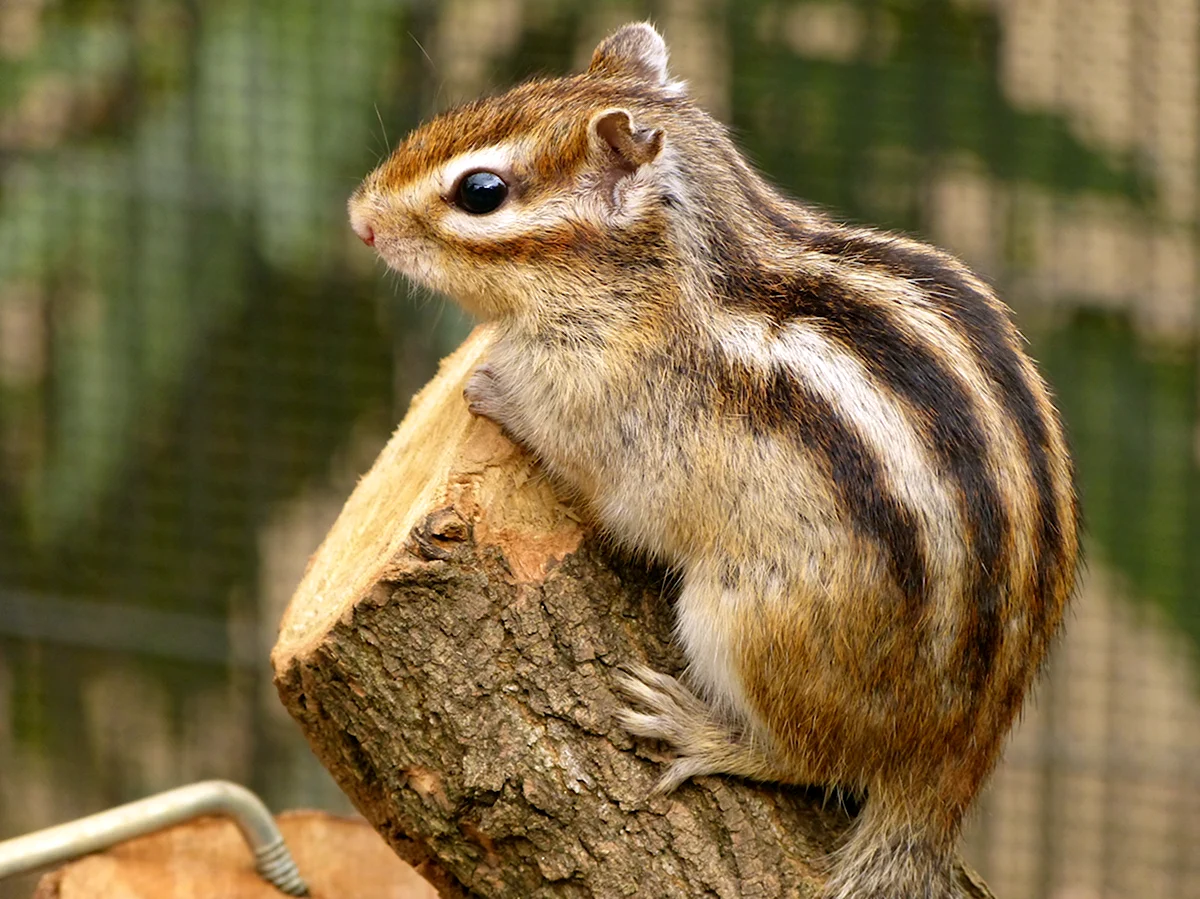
382, 143, 524, 215
409, 136, 650, 242
437, 143, 522, 198
430, 140, 577, 242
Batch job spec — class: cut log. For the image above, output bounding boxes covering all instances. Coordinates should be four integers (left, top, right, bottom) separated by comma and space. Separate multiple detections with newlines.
32, 811, 437, 899
271, 326, 995, 899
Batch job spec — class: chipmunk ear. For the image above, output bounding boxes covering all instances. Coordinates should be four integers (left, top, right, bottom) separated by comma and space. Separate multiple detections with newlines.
588, 22, 670, 85
591, 109, 664, 173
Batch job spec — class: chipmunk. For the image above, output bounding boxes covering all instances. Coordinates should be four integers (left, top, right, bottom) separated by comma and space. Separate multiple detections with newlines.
348, 23, 1079, 899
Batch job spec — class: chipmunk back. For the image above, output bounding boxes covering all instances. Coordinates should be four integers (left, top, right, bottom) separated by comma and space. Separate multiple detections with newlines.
349, 23, 1080, 899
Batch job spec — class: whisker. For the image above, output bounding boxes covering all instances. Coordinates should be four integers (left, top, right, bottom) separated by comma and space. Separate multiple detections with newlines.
408, 31, 435, 70
373, 103, 390, 159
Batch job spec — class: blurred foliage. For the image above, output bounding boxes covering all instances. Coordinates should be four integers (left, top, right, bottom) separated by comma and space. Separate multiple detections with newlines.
1039, 311, 1199, 651
1, 0, 466, 608
729, 0, 1152, 229
0, 0, 1195, 768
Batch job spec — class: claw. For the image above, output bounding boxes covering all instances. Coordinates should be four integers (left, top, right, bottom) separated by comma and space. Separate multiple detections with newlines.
615, 708, 679, 743
654, 757, 714, 794
615, 665, 709, 719
613, 670, 669, 710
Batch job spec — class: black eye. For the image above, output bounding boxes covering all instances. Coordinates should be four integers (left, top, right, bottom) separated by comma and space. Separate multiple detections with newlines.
455, 170, 508, 214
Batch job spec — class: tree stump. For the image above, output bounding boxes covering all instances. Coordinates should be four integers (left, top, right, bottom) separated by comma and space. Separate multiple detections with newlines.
271, 326, 995, 898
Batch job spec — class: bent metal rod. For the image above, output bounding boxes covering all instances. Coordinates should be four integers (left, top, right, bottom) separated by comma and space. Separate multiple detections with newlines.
0, 779, 309, 896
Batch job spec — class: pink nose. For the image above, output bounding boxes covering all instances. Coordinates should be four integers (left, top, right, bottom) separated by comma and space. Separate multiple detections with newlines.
353, 221, 375, 246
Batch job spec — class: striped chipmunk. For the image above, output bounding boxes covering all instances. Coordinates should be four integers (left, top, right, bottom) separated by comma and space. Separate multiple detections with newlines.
349, 22, 1080, 899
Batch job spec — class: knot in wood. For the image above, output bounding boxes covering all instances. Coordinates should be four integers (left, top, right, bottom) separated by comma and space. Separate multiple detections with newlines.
411, 507, 471, 561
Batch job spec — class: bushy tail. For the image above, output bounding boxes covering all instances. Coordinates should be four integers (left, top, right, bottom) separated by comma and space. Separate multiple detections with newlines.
822, 794, 959, 899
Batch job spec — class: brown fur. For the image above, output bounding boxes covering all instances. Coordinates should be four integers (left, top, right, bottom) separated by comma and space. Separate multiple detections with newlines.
350, 23, 1080, 899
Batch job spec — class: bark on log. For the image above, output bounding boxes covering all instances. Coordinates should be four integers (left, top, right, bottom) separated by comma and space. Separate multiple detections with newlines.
271, 326, 996, 899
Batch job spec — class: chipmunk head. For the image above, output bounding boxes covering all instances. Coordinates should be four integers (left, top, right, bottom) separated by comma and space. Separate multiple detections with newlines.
349, 23, 701, 322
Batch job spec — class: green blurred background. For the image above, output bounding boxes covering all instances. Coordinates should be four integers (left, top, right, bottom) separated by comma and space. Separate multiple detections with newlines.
1, 1, 1197, 897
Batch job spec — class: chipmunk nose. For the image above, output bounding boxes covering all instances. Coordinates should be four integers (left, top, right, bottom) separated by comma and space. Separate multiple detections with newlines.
348, 200, 377, 246
352, 219, 375, 247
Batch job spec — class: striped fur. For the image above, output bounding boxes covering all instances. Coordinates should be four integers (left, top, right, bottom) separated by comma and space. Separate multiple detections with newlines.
350, 23, 1080, 899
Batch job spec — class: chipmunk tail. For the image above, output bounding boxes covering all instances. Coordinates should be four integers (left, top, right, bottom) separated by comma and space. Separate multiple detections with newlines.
822, 791, 961, 899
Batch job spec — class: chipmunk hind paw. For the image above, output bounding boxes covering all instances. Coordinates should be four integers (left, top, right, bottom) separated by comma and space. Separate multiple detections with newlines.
613, 663, 786, 792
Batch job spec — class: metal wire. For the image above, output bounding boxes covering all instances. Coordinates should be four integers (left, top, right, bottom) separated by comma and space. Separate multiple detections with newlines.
0, 780, 309, 896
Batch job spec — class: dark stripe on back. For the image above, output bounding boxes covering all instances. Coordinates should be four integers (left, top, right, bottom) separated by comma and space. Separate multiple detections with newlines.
802, 227, 1069, 638
706, 213, 1008, 689
708, 354, 929, 616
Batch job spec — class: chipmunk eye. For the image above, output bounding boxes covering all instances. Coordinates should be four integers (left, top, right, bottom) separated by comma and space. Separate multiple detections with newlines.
455, 171, 508, 215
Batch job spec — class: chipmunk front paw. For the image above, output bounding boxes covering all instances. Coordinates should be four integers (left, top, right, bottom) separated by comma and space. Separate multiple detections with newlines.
464, 363, 506, 421
464, 362, 525, 444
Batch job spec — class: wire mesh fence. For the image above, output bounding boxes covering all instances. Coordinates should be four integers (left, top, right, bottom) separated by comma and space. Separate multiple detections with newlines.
0, 1, 1197, 897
